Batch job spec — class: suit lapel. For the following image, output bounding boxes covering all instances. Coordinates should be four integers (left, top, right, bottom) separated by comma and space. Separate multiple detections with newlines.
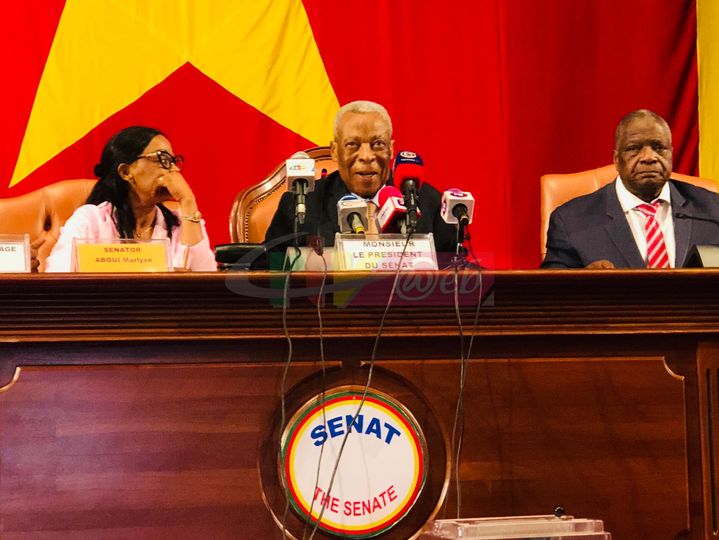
602, 183, 645, 267
670, 181, 691, 267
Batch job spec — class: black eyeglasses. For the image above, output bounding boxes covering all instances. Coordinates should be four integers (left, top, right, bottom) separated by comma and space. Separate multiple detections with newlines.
135, 150, 184, 171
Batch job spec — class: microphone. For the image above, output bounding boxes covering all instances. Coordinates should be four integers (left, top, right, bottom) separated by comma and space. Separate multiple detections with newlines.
441, 188, 475, 226
286, 151, 316, 225
377, 185, 410, 234
393, 150, 424, 230
337, 194, 368, 234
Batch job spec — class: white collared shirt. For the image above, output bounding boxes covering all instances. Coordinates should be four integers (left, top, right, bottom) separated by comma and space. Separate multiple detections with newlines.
614, 177, 675, 267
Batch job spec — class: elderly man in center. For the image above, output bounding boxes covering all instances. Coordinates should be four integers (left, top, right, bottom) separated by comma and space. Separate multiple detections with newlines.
542, 109, 719, 269
264, 100, 456, 254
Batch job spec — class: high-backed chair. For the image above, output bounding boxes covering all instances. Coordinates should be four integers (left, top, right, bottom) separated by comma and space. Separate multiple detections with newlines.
539, 164, 719, 258
0, 179, 97, 271
229, 147, 337, 243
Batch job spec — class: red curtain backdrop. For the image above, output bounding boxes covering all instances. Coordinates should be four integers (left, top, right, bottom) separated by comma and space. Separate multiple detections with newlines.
0, 0, 697, 269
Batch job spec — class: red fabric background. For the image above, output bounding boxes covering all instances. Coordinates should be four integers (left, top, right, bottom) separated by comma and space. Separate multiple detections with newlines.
0, 0, 697, 268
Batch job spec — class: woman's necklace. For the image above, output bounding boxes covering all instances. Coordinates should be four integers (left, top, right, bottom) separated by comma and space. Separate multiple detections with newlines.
134, 220, 155, 239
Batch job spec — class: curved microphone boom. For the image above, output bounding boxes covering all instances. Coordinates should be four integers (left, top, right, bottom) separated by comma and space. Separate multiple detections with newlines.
337, 194, 369, 234
393, 150, 424, 230
286, 151, 316, 225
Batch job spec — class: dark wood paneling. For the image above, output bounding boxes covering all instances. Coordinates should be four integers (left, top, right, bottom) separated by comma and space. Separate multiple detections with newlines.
1, 362, 323, 539
386, 356, 687, 539
1, 271, 718, 539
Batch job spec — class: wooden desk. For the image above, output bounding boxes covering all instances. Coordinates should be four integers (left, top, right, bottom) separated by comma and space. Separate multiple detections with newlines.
1, 270, 718, 539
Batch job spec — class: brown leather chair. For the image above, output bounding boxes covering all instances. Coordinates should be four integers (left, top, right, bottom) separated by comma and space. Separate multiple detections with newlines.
0, 179, 97, 271
540, 164, 719, 258
229, 147, 338, 243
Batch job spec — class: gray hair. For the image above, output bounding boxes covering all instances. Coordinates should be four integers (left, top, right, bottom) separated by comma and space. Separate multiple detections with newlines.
333, 100, 393, 140
614, 109, 672, 148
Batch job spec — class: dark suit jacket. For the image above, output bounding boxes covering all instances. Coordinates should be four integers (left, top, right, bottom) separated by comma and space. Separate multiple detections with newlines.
264, 171, 458, 254
541, 180, 719, 268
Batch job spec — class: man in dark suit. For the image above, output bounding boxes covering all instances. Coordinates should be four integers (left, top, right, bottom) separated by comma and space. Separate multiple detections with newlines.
264, 100, 456, 254
542, 109, 719, 269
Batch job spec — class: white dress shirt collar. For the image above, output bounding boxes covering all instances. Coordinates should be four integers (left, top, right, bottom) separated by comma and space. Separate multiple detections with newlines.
615, 175, 672, 211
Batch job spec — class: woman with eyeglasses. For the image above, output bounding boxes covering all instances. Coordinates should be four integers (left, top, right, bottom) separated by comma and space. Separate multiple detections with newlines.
46, 125, 215, 271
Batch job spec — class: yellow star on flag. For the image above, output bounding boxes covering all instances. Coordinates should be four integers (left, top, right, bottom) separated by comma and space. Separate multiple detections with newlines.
11, 0, 339, 186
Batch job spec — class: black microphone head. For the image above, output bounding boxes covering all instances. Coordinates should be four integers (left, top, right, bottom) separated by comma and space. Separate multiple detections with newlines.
441, 188, 475, 225
393, 150, 424, 191
452, 203, 470, 225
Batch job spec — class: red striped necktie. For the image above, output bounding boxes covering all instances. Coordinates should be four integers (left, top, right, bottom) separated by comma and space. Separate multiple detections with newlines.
635, 201, 670, 268
366, 201, 378, 234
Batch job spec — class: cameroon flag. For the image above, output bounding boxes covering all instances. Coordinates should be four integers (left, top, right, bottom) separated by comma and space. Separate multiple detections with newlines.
0, 0, 708, 268
698, 0, 719, 180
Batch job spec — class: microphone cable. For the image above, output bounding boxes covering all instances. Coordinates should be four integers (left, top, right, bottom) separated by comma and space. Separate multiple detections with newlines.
276, 238, 332, 539
307, 227, 416, 540
449, 258, 467, 518
279, 245, 303, 538
443, 222, 484, 519
302, 192, 337, 537
464, 226, 481, 268
302, 253, 330, 540
457, 266, 483, 518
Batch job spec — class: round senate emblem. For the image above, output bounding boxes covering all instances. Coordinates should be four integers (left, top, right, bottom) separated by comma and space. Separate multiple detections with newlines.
281, 386, 428, 538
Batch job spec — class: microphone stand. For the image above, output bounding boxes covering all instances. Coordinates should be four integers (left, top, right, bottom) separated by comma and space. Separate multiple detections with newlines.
451, 221, 470, 268
402, 180, 420, 230
293, 178, 308, 228
287, 179, 307, 271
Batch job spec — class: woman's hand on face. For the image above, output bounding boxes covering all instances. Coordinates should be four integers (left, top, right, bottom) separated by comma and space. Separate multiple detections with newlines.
156, 171, 195, 204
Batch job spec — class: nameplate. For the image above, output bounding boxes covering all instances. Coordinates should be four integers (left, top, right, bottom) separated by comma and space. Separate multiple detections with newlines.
73, 239, 171, 272
335, 233, 438, 271
0, 234, 30, 273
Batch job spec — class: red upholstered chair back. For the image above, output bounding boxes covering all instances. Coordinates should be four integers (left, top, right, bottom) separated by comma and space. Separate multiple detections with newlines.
0, 179, 97, 271
229, 147, 338, 243
539, 164, 719, 258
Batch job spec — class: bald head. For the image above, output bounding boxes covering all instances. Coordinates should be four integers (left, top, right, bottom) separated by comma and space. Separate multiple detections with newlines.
614, 109, 671, 149
613, 109, 673, 202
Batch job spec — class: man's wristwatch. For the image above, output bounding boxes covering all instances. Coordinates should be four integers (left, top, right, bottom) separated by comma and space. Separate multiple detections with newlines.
180, 211, 202, 223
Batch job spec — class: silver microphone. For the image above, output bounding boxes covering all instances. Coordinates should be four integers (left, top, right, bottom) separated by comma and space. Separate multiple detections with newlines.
286, 151, 315, 225
337, 194, 369, 234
